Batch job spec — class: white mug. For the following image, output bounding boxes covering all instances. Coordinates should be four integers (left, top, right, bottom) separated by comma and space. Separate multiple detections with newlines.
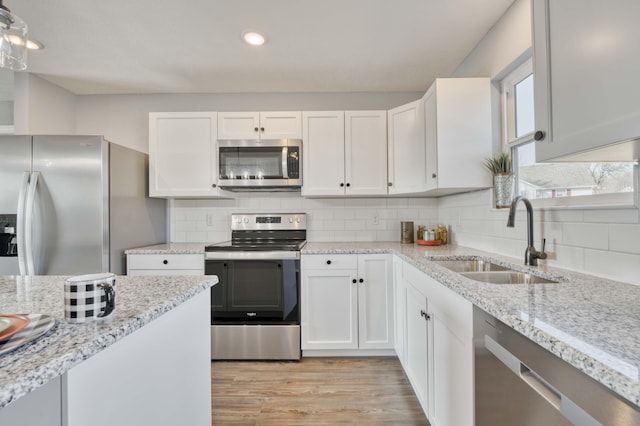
64, 273, 116, 323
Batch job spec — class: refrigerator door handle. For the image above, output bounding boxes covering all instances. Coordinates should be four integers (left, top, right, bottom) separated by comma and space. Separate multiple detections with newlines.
24, 171, 40, 276
16, 171, 30, 275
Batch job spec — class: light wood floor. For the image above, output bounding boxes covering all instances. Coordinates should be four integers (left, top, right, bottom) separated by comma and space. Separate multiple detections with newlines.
211, 357, 428, 425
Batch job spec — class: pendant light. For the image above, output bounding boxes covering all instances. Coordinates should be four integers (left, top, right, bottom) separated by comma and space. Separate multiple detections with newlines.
0, 0, 27, 70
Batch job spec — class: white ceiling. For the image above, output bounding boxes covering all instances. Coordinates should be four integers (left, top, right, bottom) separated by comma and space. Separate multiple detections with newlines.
8, 0, 515, 95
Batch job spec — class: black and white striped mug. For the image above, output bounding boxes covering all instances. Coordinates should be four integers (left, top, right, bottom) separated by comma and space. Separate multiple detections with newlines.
64, 273, 116, 323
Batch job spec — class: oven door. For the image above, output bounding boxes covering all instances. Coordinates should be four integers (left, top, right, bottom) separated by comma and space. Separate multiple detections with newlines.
205, 252, 299, 324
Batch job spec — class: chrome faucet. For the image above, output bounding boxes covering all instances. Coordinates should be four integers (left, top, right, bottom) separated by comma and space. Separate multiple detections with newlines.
507, 196, 547, 266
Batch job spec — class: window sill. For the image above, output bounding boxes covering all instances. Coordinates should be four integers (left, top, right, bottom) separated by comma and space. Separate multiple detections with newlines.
490, 193, 637, 211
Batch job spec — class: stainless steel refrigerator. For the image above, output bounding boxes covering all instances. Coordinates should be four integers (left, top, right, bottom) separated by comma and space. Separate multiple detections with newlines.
0, 135, 166, 276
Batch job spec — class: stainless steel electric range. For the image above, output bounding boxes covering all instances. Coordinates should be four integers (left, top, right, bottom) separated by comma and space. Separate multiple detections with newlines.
205, 213, 306, 360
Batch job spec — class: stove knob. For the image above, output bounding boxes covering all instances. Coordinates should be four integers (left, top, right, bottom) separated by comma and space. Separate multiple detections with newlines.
243, 217, 249, 224
235, 217, 242, 224
296, 217, 302, 223
288, 217, 294, 223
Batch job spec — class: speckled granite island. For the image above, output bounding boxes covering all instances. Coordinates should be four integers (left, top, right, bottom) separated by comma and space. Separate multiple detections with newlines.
125, 241, 640, 418
0, 275, 216, 426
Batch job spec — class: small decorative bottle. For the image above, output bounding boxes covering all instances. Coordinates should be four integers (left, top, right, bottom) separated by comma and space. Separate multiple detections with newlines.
437, 225, 448, 245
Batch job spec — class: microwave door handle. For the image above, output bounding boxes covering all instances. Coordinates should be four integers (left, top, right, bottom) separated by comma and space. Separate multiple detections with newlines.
282, 147, 289, 179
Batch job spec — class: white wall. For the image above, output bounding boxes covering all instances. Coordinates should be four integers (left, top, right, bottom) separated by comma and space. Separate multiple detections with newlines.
441, 0, 640, 285
13, 73, 76, 134
75, 92, 422, 153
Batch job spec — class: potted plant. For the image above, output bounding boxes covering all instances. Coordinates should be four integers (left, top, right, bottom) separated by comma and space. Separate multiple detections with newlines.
484, 152, 514, 208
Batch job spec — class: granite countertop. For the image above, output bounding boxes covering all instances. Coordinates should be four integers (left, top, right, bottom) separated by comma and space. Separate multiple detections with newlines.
124, 243, 207, 255
124, 241, 640, 407
0, 275, 216, 409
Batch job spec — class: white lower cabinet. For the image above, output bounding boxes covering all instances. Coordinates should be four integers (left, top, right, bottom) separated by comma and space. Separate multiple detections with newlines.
127, 254, 204, 276
393, 256, 407, 367
404, 282, 430, 414
399, 260, 473, 426
301, 254, 394, 354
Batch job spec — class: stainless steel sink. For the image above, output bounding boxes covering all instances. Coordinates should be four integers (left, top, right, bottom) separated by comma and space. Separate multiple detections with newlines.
460, 271, 559, 284
432, 259, 512, 273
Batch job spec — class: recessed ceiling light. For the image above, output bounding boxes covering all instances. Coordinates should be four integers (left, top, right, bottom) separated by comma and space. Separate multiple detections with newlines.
242, 31, 266, 46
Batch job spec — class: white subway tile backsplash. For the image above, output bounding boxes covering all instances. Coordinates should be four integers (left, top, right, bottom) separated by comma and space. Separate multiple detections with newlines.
387, 198, 409, 208
609, 224, 640, 255
167, 190, 640, 285
344, 219, 367, 231
548, 245, 584, 272
333, 209, 356, 220
584, 249, 640, 286
583, 208, 639, 224
539, 209, 584, 223
323, 220, 346, 231
563, 223, 609, 250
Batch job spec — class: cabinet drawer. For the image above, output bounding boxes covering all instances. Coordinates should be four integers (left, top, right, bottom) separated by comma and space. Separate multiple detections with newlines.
302, 254, 357, 270
128, 254, 204, 271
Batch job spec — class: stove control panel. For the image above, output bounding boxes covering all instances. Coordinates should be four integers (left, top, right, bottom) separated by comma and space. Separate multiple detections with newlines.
231, 213, 306, 231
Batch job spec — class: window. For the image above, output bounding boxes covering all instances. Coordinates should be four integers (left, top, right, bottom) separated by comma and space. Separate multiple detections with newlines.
501, 59, 637, 207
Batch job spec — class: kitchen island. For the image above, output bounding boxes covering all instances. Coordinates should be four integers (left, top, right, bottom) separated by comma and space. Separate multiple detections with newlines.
0, 274, 216, 426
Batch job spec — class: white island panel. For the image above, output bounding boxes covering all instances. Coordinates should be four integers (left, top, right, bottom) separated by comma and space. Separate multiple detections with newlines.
63, 290, 210, 426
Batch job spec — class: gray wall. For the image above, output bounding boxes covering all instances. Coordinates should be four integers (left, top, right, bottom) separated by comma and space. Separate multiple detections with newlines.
75, 92, 422, 153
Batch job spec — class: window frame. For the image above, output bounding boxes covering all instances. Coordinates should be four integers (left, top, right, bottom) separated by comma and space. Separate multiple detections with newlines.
500, 58, 638, 210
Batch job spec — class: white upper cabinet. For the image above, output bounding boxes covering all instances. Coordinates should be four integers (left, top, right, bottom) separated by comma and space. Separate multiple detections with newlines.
217, 111, 302, 140
149, 112, 225, 198
302, 111, 388, 197
387, 100, 425, 195
423, 78, 493, 195
345, 111, 388, 196
387, 79, 492, 197
301, 111, 345, 196
533, 0, 640, 162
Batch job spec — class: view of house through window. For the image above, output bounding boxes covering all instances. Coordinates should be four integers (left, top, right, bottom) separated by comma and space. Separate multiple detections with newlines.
503, 60, 635, 202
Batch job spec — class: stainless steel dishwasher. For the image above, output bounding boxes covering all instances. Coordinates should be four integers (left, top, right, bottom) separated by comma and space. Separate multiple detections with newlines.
474, 306, 640, 425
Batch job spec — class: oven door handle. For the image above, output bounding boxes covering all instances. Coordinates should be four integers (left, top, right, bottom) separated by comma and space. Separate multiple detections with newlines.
205, 251, 300, 260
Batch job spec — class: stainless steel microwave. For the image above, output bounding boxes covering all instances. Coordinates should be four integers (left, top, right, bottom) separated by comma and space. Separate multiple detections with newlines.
217, 139, 302, 190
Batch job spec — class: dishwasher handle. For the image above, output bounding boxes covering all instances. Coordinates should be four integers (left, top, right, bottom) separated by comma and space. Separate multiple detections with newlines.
485, 335, 601, 426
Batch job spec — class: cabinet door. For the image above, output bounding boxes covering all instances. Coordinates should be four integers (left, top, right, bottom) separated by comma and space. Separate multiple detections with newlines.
260, 111, 302, 139
217, 112, 260, 140
301, 266, 358, 350
387, 100, 425, 194
405, 283, 429, 415
533, 0, 640, 161
301, 111, 345, 196
423, 87, 438, 191
149, 112, 218, 197
345, 111, 388, 196
357, 254, 393, 349
393, 256, 406, 366
423, 78, 492, 194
